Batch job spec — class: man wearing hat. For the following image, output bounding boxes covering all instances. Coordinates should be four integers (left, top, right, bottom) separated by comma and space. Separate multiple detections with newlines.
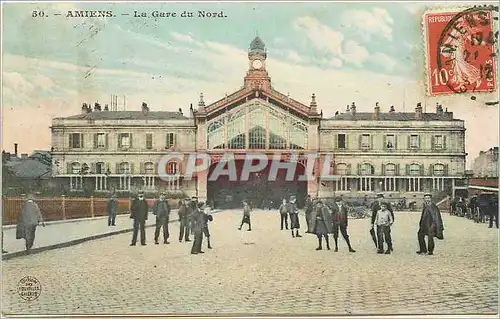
331, 197, 356, 252
130, 191, 149, 246
178, 199, 190, 242
107, 194, 118, 227
16, 194, 45, 252
191, 201, 206, 254
153, 193, 171, 245
371, 193, 394, 250
417, 193, 444, 255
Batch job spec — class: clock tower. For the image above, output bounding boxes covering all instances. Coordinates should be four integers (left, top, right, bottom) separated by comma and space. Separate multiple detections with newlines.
244, 36, 271, 91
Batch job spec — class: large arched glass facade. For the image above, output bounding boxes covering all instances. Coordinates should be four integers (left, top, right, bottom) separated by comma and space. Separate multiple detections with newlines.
206, 102, 308, 150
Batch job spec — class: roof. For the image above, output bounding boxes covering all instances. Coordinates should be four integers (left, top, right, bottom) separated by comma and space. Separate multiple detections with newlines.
327, 112, 461, 121
55, 111, 189, 121
250, 36, 266, 51
8, 159, 51, 179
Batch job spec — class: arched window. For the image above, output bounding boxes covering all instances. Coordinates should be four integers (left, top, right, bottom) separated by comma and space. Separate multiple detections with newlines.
119, 162, 130, 174
71, 162, 81, 174
248, 107, 266, 149
289, 121, 308, 150
336, 163, 348, 175
360, 163, 374, 175
433, 163, 445, 176
207, 120, 224, 149
409, 163, 421, 176
385, 163, 396, 176
268, 109, 287, 149
144, 162, 155, 175
227, 111, 245, 149
167, 161, 179, 175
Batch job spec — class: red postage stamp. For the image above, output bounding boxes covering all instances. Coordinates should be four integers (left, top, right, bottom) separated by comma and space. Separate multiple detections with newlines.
424, 7, 497, 96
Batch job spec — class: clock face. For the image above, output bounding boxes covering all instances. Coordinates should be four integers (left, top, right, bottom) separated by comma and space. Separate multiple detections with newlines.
252, 59, 263, 69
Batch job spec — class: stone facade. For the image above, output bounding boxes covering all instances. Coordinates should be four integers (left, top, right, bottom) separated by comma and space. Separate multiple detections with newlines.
51, 37, 467, 202
472, 147, 499, 178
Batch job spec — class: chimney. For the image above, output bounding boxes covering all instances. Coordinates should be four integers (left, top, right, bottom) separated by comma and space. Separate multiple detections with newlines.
374, 102, 380, 120
436, 102, 444, 115
14, 143, 18, 157
346, 104, 350, 112
94, 102, 102, 111
81, 103, 88, 114
104, 104, 109, 111
309, 93, 317, 113
350, 102, 356, 116
141, 102, 149, 113
389, 105, 395, 113
415, 102, 423, 120
178, 108, 183, 115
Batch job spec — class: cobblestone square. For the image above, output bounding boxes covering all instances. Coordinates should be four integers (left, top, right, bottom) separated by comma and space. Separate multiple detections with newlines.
2, 210, 498, 316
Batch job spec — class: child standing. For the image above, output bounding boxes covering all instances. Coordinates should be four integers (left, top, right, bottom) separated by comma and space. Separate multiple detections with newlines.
238, 201, 252, 231
374, 202, 393, 254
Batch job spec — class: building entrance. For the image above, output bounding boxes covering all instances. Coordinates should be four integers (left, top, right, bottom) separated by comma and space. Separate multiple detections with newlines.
207, 160, 307, 209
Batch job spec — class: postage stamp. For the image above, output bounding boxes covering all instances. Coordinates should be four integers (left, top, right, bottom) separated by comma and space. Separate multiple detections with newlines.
424, 5, 498, 95
1, 1, 499, 317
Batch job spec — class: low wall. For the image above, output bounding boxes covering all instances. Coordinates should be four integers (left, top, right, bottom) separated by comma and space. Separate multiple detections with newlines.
2, 196, 180, 225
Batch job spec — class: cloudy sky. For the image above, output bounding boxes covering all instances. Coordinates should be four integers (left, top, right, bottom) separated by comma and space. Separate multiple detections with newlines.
2, 2, 498, 166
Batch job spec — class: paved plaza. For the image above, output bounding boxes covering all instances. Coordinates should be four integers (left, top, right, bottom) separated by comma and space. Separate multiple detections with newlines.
2, 209, 498, 316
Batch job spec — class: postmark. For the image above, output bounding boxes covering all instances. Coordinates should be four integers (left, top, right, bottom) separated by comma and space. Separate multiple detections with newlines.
17, 276, 42, 301
424, 5, 498, 95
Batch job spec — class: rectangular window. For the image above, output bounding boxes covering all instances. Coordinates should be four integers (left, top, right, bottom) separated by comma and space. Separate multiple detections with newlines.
97, 133, 106, 148
146, 134, 153, 150
361, 134, 371, 149
434, 135, 443, 149
410, 135, 419, 149
338, 134, 346, 149
119, 133, 131, 149
96, 162, 105, 174
70, 133, 82, 149
386, 135, 395, 149
166, 133, 177, 149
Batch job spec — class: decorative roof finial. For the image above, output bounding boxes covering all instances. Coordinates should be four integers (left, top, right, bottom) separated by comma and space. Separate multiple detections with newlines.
198, 93, 205, 107
310, 93, 317, 112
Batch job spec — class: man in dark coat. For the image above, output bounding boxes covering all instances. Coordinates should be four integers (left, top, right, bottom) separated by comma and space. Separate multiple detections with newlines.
153, 193, 171, 245
178, 199, 191, 242
16, 194, 45, 252
130, 191, 149, 246
330, 197, 356, 252
309, 200, 333, 250
417, 193, 444, 255
107, 194, 118, 226
371, 193, 394, 251
191, 201, 206, 254
278, 198, 289, 230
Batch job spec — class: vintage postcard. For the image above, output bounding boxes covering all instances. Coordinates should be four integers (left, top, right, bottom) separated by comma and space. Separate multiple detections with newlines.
1, 1, 498, 317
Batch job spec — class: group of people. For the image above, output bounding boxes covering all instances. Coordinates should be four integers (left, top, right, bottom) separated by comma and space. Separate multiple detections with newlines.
126, 191, 214, 255
451, 194, 498, 228
272, 193, 444, 256
6, 190, 449, 258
